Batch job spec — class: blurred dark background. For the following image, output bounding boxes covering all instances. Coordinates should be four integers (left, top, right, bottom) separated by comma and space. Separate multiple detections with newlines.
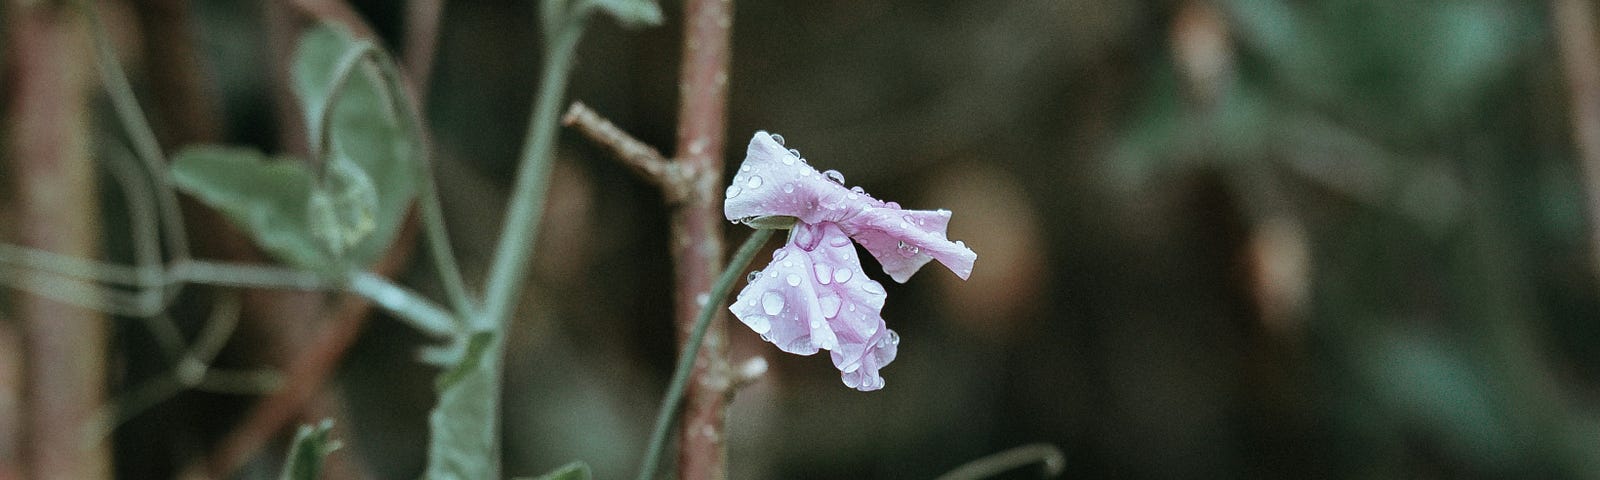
41, 0, 1600, 478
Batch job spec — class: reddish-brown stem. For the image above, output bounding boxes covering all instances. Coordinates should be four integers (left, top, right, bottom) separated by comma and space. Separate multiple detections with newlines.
3, 4, 111, 480
671, 0, 734, 477
404, 0, 445, 97
1554, 0, 1600, 275
561, 102, 690, 200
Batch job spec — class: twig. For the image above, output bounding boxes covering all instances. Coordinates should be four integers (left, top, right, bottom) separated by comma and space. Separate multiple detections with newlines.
404, 0, 445, 96
636, 229, 773, 480
669, 0, 735, 477
562, 102, 689, 200
1554, 0, 1600, 276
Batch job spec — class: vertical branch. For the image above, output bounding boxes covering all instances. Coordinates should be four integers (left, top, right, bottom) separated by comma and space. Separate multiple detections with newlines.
671, 0, 733, 478
3, 4, 110, 480
1554, 0, 1600, 276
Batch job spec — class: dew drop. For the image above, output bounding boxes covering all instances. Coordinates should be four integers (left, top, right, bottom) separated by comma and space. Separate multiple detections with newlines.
846, 193, 859, 200
746, 314, 772, 334
862, 282, 884, 295
788, 148, 802, 158
782, 156, 794, 165
724, 185, 741, 199
747, 176, 763, 189
801, 169, 812, 176
884, 330, 900, 346
747, 270, 761, 283
772, 249, 789, 260
885, 201, 901, 209
769, 270, 778, 278
818, 294, 842, 318
741, 165, 751, 172
809, 319, 822, 329
833, 268, 853, 284
829, 235, 851, 247
813, 263, 833, 284
785, 273, 802, 287
770, 133, 785, 145
851, 186, 865, 194
783, 260, 794, 268
783, 183, 795, 193
823, 170, 845, 185
760, 333, 772, 342
955, 240, 967, 248
761, 292, 785, 315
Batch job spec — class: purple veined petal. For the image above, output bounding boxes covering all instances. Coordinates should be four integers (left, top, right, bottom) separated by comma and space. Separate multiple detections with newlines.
844, 207, 977, 283
728, 223, 897, 389
832, 328, 899, 391
724, 132, 886, 226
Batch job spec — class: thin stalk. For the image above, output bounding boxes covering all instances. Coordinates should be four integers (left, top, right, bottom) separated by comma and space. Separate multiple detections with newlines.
636, 228, 775, 480
479, 22, 585, 328
934, 444, 1066, 480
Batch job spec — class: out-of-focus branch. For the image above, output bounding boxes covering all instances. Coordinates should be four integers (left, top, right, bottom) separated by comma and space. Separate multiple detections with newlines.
562, 101, 690, 200
670, 0, 735, 477
404, 0, 444, 96
3, 3, 111, 479
1553, 0, 1600, 275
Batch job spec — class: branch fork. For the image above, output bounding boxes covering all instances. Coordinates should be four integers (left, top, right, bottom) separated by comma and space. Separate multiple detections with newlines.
561, 101, 706, 204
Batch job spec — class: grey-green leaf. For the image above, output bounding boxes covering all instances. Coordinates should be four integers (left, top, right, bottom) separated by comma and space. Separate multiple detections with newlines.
425, 331, 501, 480
291, 23, 418, 268
589, 0, 663, 27
280, 420, 341, 480
170, 146, 328, 270
518, 461, 593, 480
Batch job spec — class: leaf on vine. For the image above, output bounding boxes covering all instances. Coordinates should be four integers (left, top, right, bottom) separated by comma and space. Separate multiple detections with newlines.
170, 146, 328, 270
517, 461, 593, 480
280, 419, 341, 480
425, 331, 500, 480
291, 23, 418, 268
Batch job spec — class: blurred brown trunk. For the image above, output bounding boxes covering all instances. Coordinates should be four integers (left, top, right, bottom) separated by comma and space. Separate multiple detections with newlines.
3, 4, 111, 480
672, 0, 733, 477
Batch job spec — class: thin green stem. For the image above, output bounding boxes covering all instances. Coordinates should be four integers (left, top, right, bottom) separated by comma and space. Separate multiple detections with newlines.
367, 47, 477, 317
345, 271, 457, 337
479, 22, 586, 329
635, 228, 775, 480
933, 443, 1065, 480
81, 0, 191, 262
308, 40, 379, 172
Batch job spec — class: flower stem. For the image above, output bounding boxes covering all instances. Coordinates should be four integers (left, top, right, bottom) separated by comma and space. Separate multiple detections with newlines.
636, 228, 775, 480
934, 443, 1065, 480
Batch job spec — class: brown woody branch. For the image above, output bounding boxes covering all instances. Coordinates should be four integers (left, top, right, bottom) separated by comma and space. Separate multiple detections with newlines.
561, 101, 693, 201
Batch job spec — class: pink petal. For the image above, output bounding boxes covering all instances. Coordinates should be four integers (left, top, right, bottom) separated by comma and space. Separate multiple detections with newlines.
725, 131, 976, 283
728, 223, 897, 389
724, 132, 886, 226
845, 207, 976, 283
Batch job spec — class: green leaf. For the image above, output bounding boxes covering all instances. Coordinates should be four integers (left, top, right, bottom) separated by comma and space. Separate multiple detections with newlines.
589, 0, 663, 27
170, 146, 328, 270
518, 461, 593, 480
425, 331, 501, 480
280, 420, 341, 480
291, 23, 418, 268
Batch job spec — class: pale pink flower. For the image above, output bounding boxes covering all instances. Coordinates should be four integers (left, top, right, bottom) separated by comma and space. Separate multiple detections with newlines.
725, 131, 976, 391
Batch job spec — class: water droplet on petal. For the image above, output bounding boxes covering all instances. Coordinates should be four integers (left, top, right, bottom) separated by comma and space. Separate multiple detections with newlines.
741, 165, 751, 172
769, 270, 778, 278
782, 156, 794, 165
885, 201, 901, 209
783, 183, 795, 193
782, 260, 794, 268
786, 273, 802, 287
801, 169, 812, 176
829, 235, 851, 247
788, 148, 802, 158
773, 249, 789, 260
761, 292, 785, 315
955, 240, 967, 248
862, 282, 884, 295
760, 333, 772, 342
746, 314, 772, 334
833, 268, 853, 284
809, 319, 821, 329
813, 264, 833, 284
747, 270, 761, 283
725, 185, 741, 198
818, 294, 842, 318
851, 186, 865, 194
846, 193, 859, 200
770, 133, 785, 145
823, 170, 845, 185
747, 176, 763, 189
884, 330, 900, 346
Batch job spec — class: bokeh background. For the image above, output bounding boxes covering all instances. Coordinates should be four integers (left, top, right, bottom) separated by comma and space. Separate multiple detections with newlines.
10, 0, 1600, 478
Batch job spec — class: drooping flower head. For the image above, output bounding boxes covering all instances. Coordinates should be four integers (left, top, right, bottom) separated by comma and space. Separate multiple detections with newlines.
726, 131, 976, 391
